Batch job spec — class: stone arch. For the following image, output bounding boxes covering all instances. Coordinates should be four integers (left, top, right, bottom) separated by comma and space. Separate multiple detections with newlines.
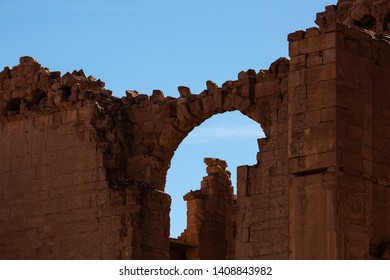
126, 57, 289, 192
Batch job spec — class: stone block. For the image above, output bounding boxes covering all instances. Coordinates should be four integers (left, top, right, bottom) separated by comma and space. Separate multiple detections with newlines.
188, 99, 203, 116
289, 55, 307, 71
288, 30, 306, 42
304, 110, 321, 126
306, 63, 337, 84
322, 135, 337, 152
289, 32, 341, 57
255, 80, 278, 98
289, 152, 336, 174
151, 90, 164, 102
177, 103, 193, 122
298, 139, 323, 157
222, 94, 233, 110
320, 107, 337, 122
307, 52, 323, 68
323, 48, 337, 64
178, 86, 191, 98
346, 124, 364, 141
340, 152, 363, 172
305, 27, 320, 38
212, 88, 223, 109
201, 95, 215, 114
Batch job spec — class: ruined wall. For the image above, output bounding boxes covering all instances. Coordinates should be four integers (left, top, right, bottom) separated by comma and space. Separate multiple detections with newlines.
0, 57, 169, 259
234, 61, 290, 259
0, 53, 288, 259
170, 158, 235, 260
288, 1, 390, 259
1, 0, 390, 260
318, 0, 390, 34
121, 57, 290, 260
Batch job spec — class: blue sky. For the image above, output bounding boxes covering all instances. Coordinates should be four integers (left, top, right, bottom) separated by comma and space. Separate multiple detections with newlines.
0, 0, 336, 237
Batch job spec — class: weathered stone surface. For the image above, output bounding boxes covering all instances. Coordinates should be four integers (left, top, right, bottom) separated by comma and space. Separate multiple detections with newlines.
125, 89, 139, 98
177, 86, 191, 97
316, 0, 390, 36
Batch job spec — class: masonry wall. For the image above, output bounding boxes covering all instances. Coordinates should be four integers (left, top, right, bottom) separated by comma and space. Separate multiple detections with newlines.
121, 58, 290, 260
337, 24, 390, 259
235, 61, 290, 259
0, 58, 170, 259
288, 25, 341, 260
288, 21, 390, 259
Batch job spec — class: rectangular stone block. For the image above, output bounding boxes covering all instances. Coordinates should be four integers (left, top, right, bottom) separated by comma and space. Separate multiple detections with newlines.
340, 152, 363, 172
305, 27, 320, 38
188, 99, 203, 116
307, 52, 323, 68
323, 48, 337, 64
299, 139, 323, 157
289, 55, 306, 71
304, 110, 321, 126
320, 107, 337, 122
289, 152, 336, 174
305, 63, 337, 84
289, 32, 341, 57
288, 30, 305, 42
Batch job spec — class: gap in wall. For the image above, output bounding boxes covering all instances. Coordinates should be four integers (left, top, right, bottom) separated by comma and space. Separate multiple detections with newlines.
166, 110, 264, 238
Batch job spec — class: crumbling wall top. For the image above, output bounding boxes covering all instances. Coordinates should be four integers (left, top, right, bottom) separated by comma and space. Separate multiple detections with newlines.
0, 56, 114, 122
316, 0, 390, 35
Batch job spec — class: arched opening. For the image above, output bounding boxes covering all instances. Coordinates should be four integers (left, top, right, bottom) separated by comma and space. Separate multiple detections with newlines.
131, 62, 288, 259
166, 110, 264, 258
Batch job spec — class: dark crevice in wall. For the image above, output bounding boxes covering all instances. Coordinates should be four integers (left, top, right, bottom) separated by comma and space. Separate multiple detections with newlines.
6, 98, 21, 115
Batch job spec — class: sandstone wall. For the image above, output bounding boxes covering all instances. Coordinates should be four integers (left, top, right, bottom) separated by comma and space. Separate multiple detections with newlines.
0, 58, 169, 259
234, 61, 290, 259
288, 5, 390, 258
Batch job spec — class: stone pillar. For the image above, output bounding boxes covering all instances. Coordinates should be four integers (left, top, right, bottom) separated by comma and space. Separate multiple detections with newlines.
288, 20, 390, 259
178, 158, 235, 260
288, 25, 342, 259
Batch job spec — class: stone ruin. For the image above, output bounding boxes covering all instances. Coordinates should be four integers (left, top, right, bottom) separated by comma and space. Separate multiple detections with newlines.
1, 0, 390, 259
